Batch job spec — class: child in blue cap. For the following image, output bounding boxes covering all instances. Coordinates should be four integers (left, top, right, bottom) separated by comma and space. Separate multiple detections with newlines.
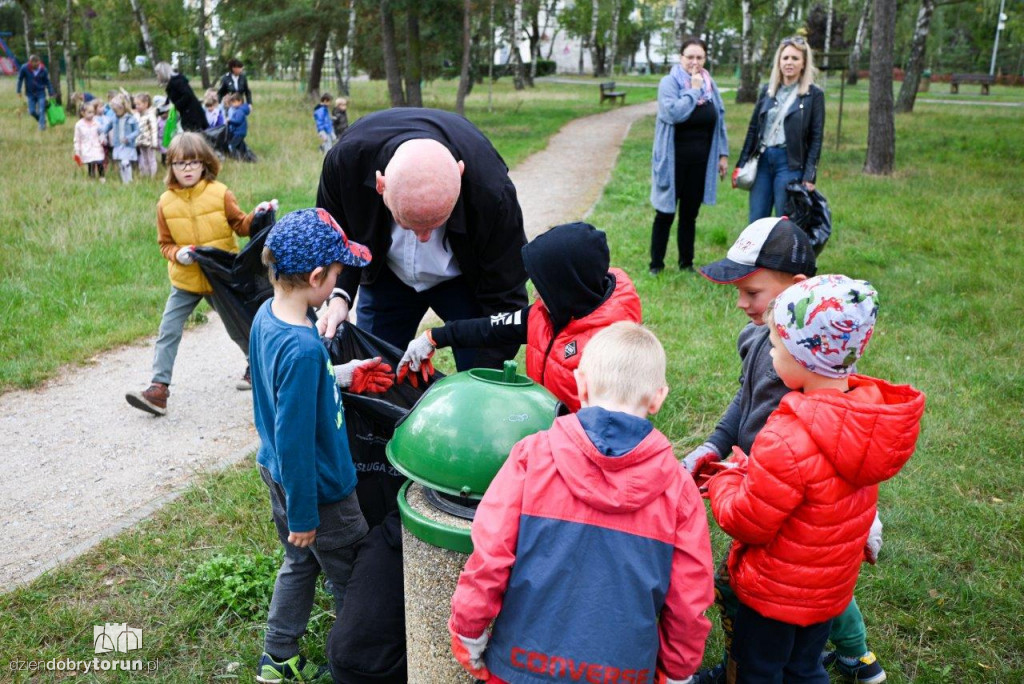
252, 208, 393, 682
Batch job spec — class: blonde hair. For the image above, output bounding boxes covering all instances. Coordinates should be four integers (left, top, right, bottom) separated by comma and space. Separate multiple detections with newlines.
203, 92, 220, 108
335, 97, 348, 108
577, 322, 667, 408
767, 37, 817, 97
163, 132, 221, 188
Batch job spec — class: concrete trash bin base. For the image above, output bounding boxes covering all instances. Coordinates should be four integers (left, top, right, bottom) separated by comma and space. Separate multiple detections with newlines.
400, 481, 477, 684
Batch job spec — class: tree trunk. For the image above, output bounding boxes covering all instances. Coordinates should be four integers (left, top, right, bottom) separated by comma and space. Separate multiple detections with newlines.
455, 0, 472, 115
692, 0, 713, 38
736, 0, 759, 102
864, 0, 896, 174
608, 0, 621, 78
342, 0, 357, 94
509, 0, 525, 89
38, 0, 61, 103
308, 26, 329, 100
15, 0, 33, 64
379, 0, 406, 107
405, 4, 423, 106
894, 0, 935, 113
197, 0, 210, 89
589, 0, 600, 77
674, 0, 688, 51
822, 0, 834, 71
62, 0, 74, 99
128, 0, 158, 76
847, 0, 871, 85
528, 5, 540, 85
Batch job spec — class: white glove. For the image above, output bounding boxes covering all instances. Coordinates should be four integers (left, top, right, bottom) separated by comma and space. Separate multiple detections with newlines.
865, 511, 884, 564
455, 631, 489, 671
334, 358, 367, 389
175, 246, 196, 265
681, 442, 721, 474
398, 332, 437, 373
254, 198, 279, 214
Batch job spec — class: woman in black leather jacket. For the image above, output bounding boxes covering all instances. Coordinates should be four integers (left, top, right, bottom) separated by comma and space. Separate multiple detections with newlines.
735, 36, 825, 221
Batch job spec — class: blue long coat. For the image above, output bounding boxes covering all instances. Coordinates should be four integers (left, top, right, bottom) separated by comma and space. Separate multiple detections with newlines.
650, 74, 729, 214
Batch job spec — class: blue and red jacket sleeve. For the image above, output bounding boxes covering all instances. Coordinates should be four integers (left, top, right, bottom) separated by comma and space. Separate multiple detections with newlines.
450, 441, 528, 638
657, 474, 715, 678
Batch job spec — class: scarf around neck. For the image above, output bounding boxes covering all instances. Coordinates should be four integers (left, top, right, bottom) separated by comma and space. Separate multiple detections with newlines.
671, 63, 714, 105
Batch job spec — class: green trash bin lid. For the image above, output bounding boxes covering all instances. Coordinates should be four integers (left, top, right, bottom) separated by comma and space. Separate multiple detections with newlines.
386, 361, 561, 499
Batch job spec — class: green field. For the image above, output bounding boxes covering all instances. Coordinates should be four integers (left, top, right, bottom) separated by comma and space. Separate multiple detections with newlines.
1, 76, 1021, 682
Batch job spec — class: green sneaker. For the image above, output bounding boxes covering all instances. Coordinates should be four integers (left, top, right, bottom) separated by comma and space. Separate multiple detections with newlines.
256, 653, 328, 682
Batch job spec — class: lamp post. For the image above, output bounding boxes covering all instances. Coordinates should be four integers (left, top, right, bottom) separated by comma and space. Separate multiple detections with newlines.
990, 0, 1007, 77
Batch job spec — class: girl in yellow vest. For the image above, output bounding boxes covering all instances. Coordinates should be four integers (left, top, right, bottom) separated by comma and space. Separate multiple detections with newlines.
126, 132, 275, 416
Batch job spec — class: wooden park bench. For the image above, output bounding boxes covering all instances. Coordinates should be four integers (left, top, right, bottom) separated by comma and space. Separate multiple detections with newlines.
599, 81, 627, 105
950, 73, 995, 95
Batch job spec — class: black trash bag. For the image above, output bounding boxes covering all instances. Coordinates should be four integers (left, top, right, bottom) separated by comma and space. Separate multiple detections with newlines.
202, 124, 230, 154
193, 210, 277, 346
328, 511, 408, 684
324, 322, 444, 527
784, 182, 832, 255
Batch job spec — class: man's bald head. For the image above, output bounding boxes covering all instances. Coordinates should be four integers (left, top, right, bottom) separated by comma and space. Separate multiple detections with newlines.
375, 139, 465, 240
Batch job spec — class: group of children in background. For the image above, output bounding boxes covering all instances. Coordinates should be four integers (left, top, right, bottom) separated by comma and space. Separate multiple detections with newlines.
71, 89, 169, 184
313, 93, 348, 154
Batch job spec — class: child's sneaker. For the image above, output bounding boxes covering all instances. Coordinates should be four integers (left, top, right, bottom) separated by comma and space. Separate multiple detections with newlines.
824, 650, 887, 683
125, 383, 169, 416
255, 653, 327, 682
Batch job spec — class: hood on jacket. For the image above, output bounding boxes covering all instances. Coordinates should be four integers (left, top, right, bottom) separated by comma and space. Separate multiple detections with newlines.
780, 374, 925, 487
522, 222, 610, 331
546, 414, 678, 514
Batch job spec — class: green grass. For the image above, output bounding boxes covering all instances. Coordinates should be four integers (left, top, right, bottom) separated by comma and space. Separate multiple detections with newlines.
0, 76, 647, 391
1, 76, 1022, 682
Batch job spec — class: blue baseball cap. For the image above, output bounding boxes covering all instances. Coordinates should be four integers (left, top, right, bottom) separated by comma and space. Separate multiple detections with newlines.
266, 208, 371, 276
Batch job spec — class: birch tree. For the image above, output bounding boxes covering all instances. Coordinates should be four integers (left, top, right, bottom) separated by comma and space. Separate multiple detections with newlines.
674, 0, 688, 51
589, 0, 600, 76
511, 0, 525, 89
456, 0, 472, 115
736, 0, 758, 102
865, 0, 896, 174
894, 0, 935, 113
847, 0, 870, 85
607, 0, 621, 76
197, 0, 210, 88
342, 0, 356, 94
128, 0, 158, 75
62, 0, 74, 99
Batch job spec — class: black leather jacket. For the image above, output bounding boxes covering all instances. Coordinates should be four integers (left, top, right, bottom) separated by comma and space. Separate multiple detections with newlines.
217, 72, 252, 105
738, 83, 825, 183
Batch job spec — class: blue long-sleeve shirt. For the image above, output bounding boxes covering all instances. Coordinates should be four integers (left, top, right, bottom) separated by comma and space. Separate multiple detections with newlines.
227, 103, 250, 137
250, 300, 358, 532
17, 63, 54, 98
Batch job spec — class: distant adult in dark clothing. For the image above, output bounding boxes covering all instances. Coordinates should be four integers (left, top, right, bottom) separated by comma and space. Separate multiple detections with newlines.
649, 37, 729, 274
16, 55, 55, 131
217, 59, 252, 107
316, 107, 529, 371
155, 62, 207, 133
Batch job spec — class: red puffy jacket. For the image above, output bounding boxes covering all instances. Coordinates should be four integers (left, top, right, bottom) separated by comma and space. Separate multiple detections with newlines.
708, 375, 925, 626
525, 268, 641, 411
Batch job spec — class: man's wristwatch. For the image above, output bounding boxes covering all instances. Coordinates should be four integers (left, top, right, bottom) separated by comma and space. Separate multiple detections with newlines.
327, 288, 351, 306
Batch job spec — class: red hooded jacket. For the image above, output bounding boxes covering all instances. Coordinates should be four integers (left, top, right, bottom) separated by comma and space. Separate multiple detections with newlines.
708, 374, 925, 626
525, 268, 641, 411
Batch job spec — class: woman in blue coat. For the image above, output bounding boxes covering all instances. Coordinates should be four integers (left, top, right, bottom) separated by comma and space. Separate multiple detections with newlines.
649, 37, 729, 275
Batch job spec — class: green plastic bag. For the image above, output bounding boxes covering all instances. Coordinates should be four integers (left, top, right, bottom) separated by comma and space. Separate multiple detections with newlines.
162, 105, 179, 148
46, 100, 66, 126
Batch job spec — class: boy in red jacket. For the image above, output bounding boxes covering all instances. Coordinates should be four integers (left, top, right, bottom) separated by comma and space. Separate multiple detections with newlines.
449, 322, 714, 684
706, 275, 925, 683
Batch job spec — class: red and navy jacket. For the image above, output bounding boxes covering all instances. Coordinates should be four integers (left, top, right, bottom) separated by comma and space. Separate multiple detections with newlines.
525, 267, 641, 412
450, 413, 714, 683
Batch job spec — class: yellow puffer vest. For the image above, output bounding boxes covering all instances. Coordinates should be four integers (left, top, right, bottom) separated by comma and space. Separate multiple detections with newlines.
160, 180, 238, 294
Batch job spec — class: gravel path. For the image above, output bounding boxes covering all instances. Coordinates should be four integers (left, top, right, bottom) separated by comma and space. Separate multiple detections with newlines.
0, 99, 657, 592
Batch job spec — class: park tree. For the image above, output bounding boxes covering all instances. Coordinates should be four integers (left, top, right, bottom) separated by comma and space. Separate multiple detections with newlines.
865, 0, 896, 174
559, 0, 637, 76
846, 0, 870, 84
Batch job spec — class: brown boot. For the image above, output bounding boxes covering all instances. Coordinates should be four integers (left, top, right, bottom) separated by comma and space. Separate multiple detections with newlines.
126, 382, 170, 416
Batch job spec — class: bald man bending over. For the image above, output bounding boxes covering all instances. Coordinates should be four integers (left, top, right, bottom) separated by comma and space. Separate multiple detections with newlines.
316, 108, 528, 371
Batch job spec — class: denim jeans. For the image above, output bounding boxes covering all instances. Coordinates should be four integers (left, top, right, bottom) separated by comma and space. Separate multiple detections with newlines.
151, 286, 249, 384
26, 93, 47, 130
261, 466, 368, 660
356, 265, 487, 371
748, 146, 803, 222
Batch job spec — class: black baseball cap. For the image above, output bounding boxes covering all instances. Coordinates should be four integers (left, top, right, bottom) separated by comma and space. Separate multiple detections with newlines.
700, 217, 817, 284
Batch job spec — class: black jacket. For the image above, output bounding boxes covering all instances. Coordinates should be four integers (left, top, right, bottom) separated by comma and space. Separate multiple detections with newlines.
165, 73, 208, 133
315, 108, 529, 317
217, 71, 252, 105
738, 83, 825, 183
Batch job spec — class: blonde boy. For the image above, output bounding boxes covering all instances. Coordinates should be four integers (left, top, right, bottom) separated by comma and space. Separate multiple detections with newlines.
251, 208, 393, 682
450, 322, 714, 684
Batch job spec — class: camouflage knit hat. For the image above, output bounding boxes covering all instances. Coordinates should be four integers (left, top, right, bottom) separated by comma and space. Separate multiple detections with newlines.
265, 208, 371, 276
772, 274, 879, 379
